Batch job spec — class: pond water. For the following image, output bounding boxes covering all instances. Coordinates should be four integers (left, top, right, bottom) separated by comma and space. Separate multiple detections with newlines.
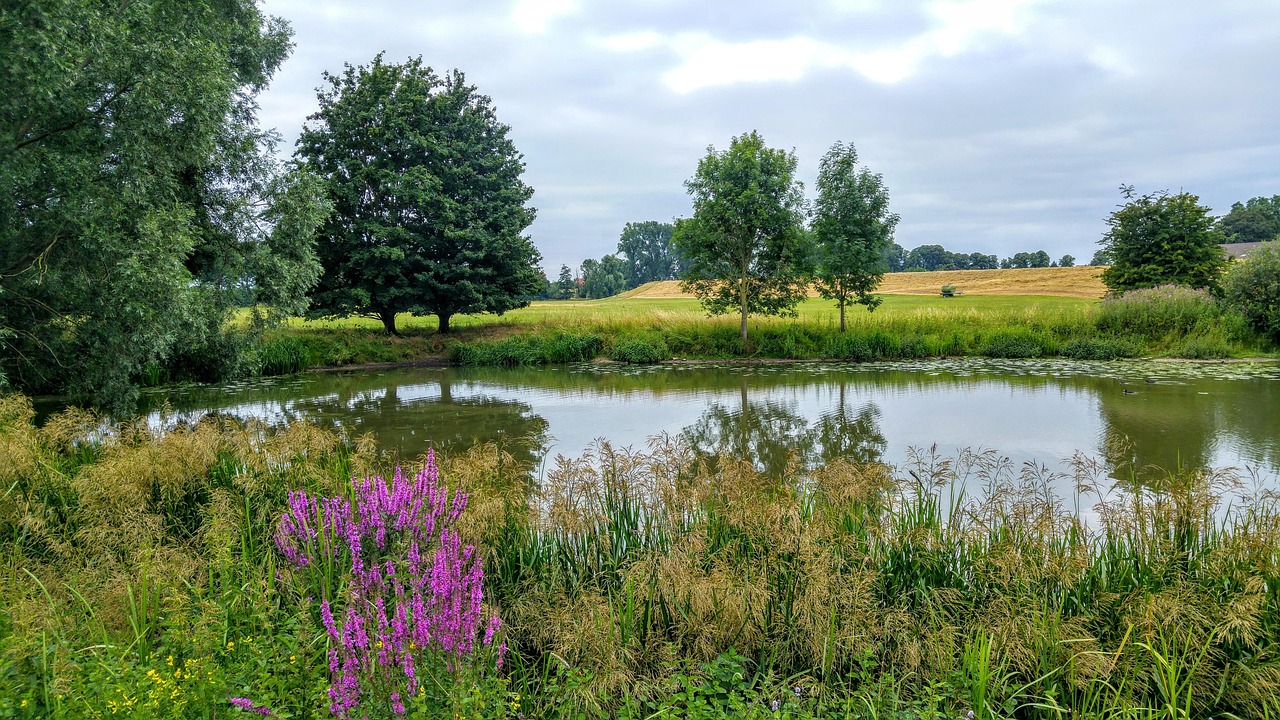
120, 359, 1280, 487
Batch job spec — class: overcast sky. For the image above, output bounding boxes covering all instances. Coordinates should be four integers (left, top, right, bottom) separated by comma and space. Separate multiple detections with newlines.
256, 0, 1280, 274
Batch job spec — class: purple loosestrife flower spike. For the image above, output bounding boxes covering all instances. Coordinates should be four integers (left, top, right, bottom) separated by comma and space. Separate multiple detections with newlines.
273, 453, 503, 720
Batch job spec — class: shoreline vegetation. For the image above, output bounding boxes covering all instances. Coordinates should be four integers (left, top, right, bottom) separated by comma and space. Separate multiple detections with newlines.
200, 268, 1277, 386
3, 394, 1279, 718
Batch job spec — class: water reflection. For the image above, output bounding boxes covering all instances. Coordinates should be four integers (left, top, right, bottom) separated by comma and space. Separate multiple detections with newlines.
683, 378, 886, 473
65, 359, 1279, 484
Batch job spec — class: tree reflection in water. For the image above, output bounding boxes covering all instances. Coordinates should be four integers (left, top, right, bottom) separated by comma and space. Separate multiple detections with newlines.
683, 378, 885, 475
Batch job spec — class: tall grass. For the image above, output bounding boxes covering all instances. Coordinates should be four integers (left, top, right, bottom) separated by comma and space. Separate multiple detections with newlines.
198, 292, 1276, 383
3, 393, 1279, 718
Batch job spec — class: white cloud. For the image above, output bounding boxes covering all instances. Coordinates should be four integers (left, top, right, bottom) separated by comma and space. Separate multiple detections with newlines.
663, 35, 831, 94
511, 0, 574, 34
596, 30, 665, 53
659, 0, 1044, 92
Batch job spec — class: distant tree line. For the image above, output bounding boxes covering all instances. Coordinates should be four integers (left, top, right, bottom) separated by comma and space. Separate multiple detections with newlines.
884, 244, 1074, 272
1216, 195, 1280, 244
547, 221, 689, 299
555, 232, 1080, 303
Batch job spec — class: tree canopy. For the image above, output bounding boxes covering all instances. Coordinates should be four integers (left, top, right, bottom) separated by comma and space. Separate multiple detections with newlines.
1, 0, 326, 410
297, 56, 542, 334
616, 221, 682, 286
1001, 250, 1052, 269
811, 141, 899, 331
1217, 195, 1280, 244
672, 131, 808, 342
580, 255, 629, 299
899, 245, 997, 271
1099, 187, 1226, 292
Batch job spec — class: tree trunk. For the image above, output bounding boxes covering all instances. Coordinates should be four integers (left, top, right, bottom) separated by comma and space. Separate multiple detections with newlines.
437, 312, 452, 334
839, 297, 846, 333
379, 310, 399, 336
739, 261, 749, 343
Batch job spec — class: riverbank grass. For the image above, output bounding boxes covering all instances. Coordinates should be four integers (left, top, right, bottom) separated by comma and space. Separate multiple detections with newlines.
225, 283, 1279, 379
3, 396, 1279, 718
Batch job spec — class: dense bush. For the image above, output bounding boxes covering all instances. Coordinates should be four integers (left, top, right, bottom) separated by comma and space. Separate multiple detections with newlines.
1222, 242, 1280, 343
1095, 284, 1221, 339
981, 330, 1044, 358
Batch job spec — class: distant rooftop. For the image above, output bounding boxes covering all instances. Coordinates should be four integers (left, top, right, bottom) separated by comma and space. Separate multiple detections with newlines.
1221, 240, 1276, 259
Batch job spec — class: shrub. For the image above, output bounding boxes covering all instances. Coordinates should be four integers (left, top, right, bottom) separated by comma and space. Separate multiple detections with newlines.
1060, 337, 1139, 360
982, 330, 1044, 358
610, 336, 669, 364
1222, 243, 1280, 344
1095, 284, 1220, 339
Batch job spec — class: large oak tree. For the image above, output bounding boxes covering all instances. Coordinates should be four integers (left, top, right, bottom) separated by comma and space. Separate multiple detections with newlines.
297, 56, 542, 334
672, 131, 808, 342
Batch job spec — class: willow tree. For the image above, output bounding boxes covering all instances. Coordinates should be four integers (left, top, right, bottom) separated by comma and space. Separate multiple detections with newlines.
1, 0, 326, 410
672, 131, 808, 343
812, 141, 899, 331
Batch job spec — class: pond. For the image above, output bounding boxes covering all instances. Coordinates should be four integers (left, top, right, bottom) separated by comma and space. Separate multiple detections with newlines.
118, 358, 1280, 489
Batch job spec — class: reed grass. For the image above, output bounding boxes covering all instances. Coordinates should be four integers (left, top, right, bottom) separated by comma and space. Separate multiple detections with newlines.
3, 393, 1279, 718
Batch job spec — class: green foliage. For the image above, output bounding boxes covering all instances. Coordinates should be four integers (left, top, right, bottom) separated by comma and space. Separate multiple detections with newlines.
981, 330, 1045, 358
5, 401, 1280, 718
1099, 188, 1227, 292
580, 255, 629, 299
1057, 254, 1076, 268
550, 264, 578, 300
616, 221, 683, 286
812, 141, 899, 331
298, 55, 542, 335
1217, 195, 1280, 243
450, 333, 603, 366
609, 335, 669, 364
940, 284, 957, 297
904, 245, 999, 271
1222, 242, 1280, 343
1096, 285, 1222, 340
1000, 250, 1052, 269
0, 0, 326, 411
255, 333, 316, 376
1060, 337, 1139, 360
673, 131, 809, 342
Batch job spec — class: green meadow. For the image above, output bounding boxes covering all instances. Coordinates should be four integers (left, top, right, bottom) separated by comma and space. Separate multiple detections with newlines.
233, 290, 1274, 381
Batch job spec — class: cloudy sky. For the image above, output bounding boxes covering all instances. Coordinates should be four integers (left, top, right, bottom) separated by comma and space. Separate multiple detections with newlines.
256, 0, 1280, 274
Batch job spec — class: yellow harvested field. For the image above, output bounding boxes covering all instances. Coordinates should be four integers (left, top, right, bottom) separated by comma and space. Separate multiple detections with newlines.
623, 266, 1108, 300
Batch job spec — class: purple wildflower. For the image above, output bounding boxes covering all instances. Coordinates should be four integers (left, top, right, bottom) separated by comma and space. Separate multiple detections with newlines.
228, 697, 275, 717
271, 452, 503, 720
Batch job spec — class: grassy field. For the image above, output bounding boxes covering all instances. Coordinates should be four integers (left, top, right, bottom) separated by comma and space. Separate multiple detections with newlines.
624, 265, 1109, 299
215, 267, 1275, 379
282, 292, 1094, 334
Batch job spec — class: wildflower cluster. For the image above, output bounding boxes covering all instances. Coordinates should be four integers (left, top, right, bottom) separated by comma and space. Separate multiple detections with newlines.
274, 451, 504, 718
